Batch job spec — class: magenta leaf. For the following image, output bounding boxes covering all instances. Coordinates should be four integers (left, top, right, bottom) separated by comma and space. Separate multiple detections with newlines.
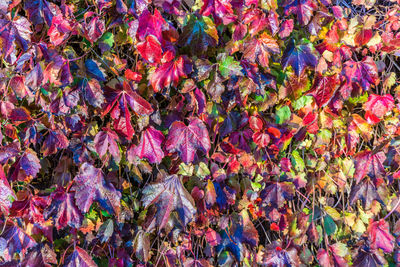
368, 219, 395, 253
166, 118, 211, 163
94, 129, 121, 162
134, 126, 165, 164
353, 150, 386, 184
142, 174, 196, 230
364, 94, 394, 124
73, 163, 121, 215
283, 0, 317, 25
149, 56, 192, 92
137, 34, 162, 64
0, 15, 32, 60
0, 166, 15, 215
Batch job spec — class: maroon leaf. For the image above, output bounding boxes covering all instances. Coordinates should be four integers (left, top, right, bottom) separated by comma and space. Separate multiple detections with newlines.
368, 219, 395, 253
41, 130, 69, 156
73, 163, 121, 215
64, 246, 98, 267
9, 75, 33, 99
260, 182, 295, 208
134, 126, 165, 164
83, 13, 105, 43
44, 187, 83, 229
142, 174, 196, 230
149, 56, 192, 92
166, 118, 211, 163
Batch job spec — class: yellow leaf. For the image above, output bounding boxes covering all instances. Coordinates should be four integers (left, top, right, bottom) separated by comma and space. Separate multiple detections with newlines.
325, 206, 341, 221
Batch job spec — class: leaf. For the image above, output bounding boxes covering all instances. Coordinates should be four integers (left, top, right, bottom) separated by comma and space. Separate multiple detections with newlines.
82, 79, 105, 108
137, 35, 162, 64
72, 163, 121, 215
367, 219, 395, 253
0, 15, 32, 59
0, 166, 14, 215
94, 129, 120, 162
282, 39, 319, 77
258, 242, 300, 266
166, 118, 211, 163
24, 0, 54, 25
141, 174, 196, 230
20, 149, 41, 178
149, 56, 192, 92
85, 59, 106, 82
178, 15, 218, 55
218, 55, 242, 78
0, 223, 37, 262
21, 244, 57, 267
276, 105, 291, 124
64, 246, 98, 267
363, 94, 394, 124
353, 247, 387, 267
199, 0, 236, 25
283, 0, 317, 25
99, 32, 114, 54
324, 215, 337, 236
349, 179, 383, 209
353, 150, 386, 184
41, 130, 69, 156
136, 9, 166, 42
133, 230, 150, 262
103, 81, 153, 139
260, 182, 295, 208
44, 187, 83, 229
306, 74, 339, 107
243, 32, 280, 68
96, 219, 114, 243
48, 14, 72, 46
133, 126, 165, 164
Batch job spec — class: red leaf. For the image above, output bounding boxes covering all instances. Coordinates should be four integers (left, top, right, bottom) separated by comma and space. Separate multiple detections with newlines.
48, 14, 72, 46
368, 219, 395, 253
306, 74, 339, 107
149, 56, 192, 92
166, 118, 211, 163
134, 126, 165, 164
364, 94, 394, 124
137, 35, 162, 64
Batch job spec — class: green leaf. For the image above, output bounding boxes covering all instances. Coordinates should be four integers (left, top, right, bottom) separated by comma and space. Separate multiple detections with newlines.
218, 55, 243, 78
324, 215, 337, 236
195, 162, 210, 178
293, 95, 313, 110
276, 105, 291, 124
291, 150, 305, 171
100, 32, 114, 48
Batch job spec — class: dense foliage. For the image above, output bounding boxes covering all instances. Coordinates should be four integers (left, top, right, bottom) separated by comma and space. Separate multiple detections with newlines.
1, 0, 400, 266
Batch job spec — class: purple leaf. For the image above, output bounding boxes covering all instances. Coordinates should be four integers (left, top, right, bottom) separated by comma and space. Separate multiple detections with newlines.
73, 163, 121, 215
142, 174, 196, 230
0, 222, 37, 262
44, 187, 83, 229
41, 130, 69, 156
282, 39, 319, 77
